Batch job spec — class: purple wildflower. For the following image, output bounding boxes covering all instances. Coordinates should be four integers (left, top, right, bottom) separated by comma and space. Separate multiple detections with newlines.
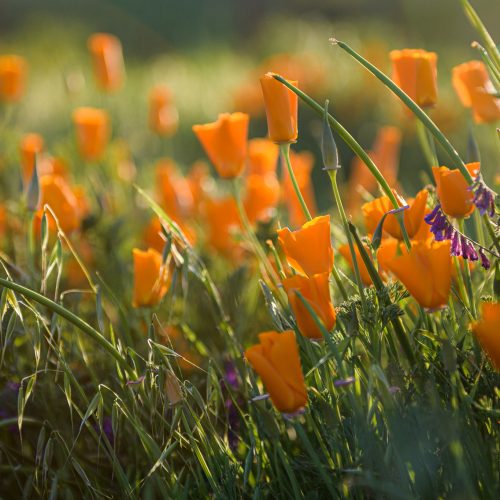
450, 232, 462, 257
462, 239, 478, 261
334, 376, 355, 387
94, 416, 114, 444
425, 204, 454, 241
470, 174, 496, 217
479, 249, 490, 270
224, 360, 239, 390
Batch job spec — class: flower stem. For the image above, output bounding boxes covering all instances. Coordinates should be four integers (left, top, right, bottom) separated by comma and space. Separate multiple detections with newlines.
458, 218, 477, 318
416, 119, 438, 170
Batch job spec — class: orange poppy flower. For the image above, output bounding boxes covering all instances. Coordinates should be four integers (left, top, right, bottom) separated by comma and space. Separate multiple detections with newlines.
149, 85, 179, 136
143, 216, 196, 253
88, 33, 124, 92
192, 112, 249, 179
37, 174, 81, 234
132, 248, 169, 308
432, 162, 479, 218
246, 138, 279, 176
260, 73, 298, 144
452, 61, 500, 124
19, 133, 44, 185
282, 150, 317, 228
245, 330, 307, 413
244, 174, 280, 224
277, 215, 333, 277
472, 302, 500, 371
0, 55, 27, 102
390, 49, 438, 108
339, 243, 373, 286
378, 239, 452, 310
72, 107, 111, 162
283, 273, 336, 339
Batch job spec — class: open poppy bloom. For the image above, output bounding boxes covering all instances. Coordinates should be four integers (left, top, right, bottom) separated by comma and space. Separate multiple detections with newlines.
246, 138, 279, 176
0, 55, 27, 102
19, 133, 44, 185
471, 302, 500, 371
192, 112, 249, 178
452, 61, 500, 123
283, 272, 336, 339
72, 107, 111, 162
432, 163, 479, 218
132, 248, 170, 308
243, 174, 280, 224
378, 239, 452, 310
260, 73, 298, 144
245, 330, 307, 413
88, 33, 125, 92
278, 215, 333, 277
149, 85, 179, 136
390, 49, 438, 108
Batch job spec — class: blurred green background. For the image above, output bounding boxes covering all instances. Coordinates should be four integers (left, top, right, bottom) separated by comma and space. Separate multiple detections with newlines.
1, 0, 499, 209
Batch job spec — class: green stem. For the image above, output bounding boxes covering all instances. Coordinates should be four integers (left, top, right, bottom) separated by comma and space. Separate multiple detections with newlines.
0, 277, 134, 376
272, 75, 411, 249
416, 119, 438, 170
458, 218, 476, 318
332, 40, 472, 183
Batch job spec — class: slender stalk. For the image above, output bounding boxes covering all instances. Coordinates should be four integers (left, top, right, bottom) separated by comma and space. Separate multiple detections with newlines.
272, 75, 411, 249
416, 119, 438, 169
458, 218, 477, 318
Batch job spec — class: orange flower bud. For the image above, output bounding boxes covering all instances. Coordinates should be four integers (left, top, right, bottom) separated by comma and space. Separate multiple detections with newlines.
452, 61, 500, 123
0, 55, 27, 102
282, 150, 317, 228
278, 215, 333, 277
88, 33, 124, 92
245, 330, 307, 413
390, 49, 438, 108
243, 174, 280, 224
246, 138, 279, 176
339, 243, 373, 286
378, 239, 452, 310
283, 273, 336, 339
149, 85, 179, 136
19, 133, 44, 185
260, 73, 298, 144
472, 302, 500, 371
132, 248, 169, 308
37, 174, 81, 234
432, 163, 479, 218
72, 107, 111, 162
192, 112, 249, 179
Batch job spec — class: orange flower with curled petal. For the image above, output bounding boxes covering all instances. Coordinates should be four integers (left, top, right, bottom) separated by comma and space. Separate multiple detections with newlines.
0, 55, 27, 102
260, 73, 298, 144
192, 112, 249, 179
88, 33, 124, 92
149, 85, 179, 136
19, 133, 44, 185
278, 215, 333, 277
283, 273, 336, 339
432, 163, 479, 218
132, 248, 169, 308
246, 138, 279, 176
72, 107, 110, 162
378, 239, 452, 310
245, 330, 307, 413
390, 49, 438, 107
244, 174, 280, 224
472, 302, 500, 371
452, 61, 500, 124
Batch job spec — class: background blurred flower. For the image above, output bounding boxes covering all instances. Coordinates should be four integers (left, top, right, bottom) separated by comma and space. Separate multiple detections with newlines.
0, 55, 27, 102
88, 33, 125, 92
72, 107, 111, 162
149, 85, 179, 136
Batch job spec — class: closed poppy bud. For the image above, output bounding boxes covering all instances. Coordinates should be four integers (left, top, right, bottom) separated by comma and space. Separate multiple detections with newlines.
339, 243, 373, 286
0, 55, 27, 102
452, 61, 500, 124
88, 33, 125, 92
472, 302, 500, 371
37, 174, 81, 234
149, 85, 179, 136
260, 73, 298, 144
132, 248, 169, 308
432, 163, 479, 218
245, 330, 307, 413
19, 133, 44, 185
278, 215, 333, 276
283, 272, 336, 339
378, 239, 452, 310
243, 174, 280, 224
390, 49, 438, 108
192, 112, 249, 179
72, 107, 110, 162
246, 138, 279, 176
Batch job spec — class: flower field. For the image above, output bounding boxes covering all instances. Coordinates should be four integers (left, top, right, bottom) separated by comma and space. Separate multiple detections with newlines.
0, 0, 499, 497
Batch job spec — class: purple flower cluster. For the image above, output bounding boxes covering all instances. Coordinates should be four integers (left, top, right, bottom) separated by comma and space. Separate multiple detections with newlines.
424, 204, 490, 270
470, 174, 496, 217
